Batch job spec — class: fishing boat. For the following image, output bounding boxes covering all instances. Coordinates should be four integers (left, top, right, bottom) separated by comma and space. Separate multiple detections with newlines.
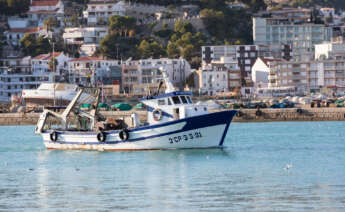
35, 70, 237, 151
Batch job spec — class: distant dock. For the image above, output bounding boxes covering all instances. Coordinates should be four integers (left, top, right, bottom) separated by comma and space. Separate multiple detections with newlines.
1, 108, 345, 126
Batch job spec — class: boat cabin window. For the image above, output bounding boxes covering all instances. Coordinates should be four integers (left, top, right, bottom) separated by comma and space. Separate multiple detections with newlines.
186, 96, 193, 104
168, 98, 172, 105
158, 99, 165, 105
172, 96, 181, 104
180, 96, 188, 104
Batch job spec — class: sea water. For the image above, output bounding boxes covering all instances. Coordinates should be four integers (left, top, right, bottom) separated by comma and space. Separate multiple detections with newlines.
0, 122, 345, 211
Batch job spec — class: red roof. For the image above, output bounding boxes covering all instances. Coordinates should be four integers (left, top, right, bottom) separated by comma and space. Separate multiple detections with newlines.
33, 52, 63, 60
8, 27, 43, 33
259, 57, 282, 66
27, 8, 59, 14
71, 56, 106, 62
31, 0, 59, 7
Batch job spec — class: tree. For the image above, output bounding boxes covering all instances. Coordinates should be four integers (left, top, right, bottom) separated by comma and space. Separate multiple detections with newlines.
69, 14, 79, 27
200, 0, 227, 10
20, 34, 51, 57
48, 58, 58, 72
44, 17, 59, 31
20, 34, 37, 56
167, 42, 180, 58
174, 19, 194, 35
185, 72, 196, 88
100, 34, 139, 59
181, 44, 194, 61
137, 39, 165, 59
36, 36, 51, 56
109, 15, 136, 37
0, 0, 30, 15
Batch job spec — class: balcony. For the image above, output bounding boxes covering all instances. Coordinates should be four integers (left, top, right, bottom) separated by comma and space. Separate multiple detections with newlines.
336, 73, 344, 78
324, 66, 335, 70
291, 75, 303, 80
324, 74, 335, 78
268, 75, 277, 80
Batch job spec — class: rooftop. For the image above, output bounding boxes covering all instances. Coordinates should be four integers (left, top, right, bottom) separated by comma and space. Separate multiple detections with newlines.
31, 0, 60, 7
8, 27, 43, 33
27, 8, 60, 14
71, 56, 107, 62
33, 52, 63, 60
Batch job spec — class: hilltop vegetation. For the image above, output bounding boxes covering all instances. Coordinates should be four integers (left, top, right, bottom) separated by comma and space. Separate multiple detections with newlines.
273, 0, 345, 10
0, 0, 30, 15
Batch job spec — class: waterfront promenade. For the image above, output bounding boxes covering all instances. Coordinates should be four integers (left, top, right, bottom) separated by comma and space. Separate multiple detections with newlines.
1, 108, 345, 125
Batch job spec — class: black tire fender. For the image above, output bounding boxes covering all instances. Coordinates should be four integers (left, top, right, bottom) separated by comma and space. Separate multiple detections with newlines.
119, 129, 129, 141
97, 131, 106, 142
50, 131, 58, 142
236, 110, 243, 117
255, 110, 263, 116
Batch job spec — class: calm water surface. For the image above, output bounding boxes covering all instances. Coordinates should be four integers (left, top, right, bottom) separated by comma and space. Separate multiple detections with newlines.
1, 122, 345, 211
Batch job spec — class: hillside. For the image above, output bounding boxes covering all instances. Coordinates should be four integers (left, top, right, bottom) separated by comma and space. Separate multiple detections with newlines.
270, 0, 345, 9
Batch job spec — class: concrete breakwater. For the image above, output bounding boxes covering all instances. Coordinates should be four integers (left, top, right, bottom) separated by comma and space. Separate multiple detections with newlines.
1, 108, 345, 126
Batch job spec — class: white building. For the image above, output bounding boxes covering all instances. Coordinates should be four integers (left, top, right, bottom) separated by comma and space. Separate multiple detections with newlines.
5, 27, 45, 46
320, 8, 335, 18
83, 0, 126, 26
315, 42, 345, 60
122, 58, 191, 94
26, 0, 64, 27
196, 56, 241, 95
0, 56, 51, 102
201, 44, 292, 86
63, 27, 108, 45
68, 56, 121, 86
197, 66, 228, 96
251, 58, 280, 86
31, 52, 70, 82
253, 15, 333, 61
63, 27, 108, 56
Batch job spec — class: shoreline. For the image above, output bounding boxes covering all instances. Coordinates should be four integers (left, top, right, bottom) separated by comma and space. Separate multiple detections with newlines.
1, 108, 345, 126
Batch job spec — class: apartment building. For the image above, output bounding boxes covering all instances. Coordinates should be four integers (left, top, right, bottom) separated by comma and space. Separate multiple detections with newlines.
27, 0, 64, 27
63, 27, 108, 56
83, 0, 126, 26
68, 56, 121, 86
253, 10, 332, 61
32, 52, 69, 74
258, 58, 345, 94
201, 44, 292, 86
5, 27, 45, 46
315, 42, 345, 60
251, 57, 282, 87
0, 56, 51, 102
196, 56, 241, 95
121, 58, 191, 95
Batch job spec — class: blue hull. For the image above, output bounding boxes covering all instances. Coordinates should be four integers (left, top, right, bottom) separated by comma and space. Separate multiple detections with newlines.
43, 110, 237, 150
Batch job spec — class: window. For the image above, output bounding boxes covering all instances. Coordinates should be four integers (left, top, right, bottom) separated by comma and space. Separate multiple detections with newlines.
172, 96, 181, 104
158, 99, 165, 105
180, 96, 188, 104
168, 98, 172, 105
186, 96, 192, 104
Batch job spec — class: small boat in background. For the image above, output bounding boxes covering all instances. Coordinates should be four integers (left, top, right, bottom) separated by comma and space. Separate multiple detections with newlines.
22, 83, 94, 107
35, 69, 237, 151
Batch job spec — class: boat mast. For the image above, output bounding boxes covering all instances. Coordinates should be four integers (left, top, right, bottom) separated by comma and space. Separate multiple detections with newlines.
52, 42, 56, 107
159, 67, 176, 93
